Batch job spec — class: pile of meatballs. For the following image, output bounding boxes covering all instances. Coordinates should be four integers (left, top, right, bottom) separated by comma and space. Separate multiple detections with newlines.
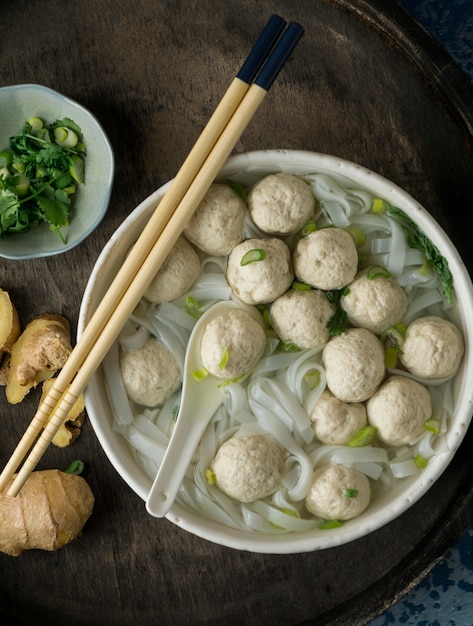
119, 172, 465, 526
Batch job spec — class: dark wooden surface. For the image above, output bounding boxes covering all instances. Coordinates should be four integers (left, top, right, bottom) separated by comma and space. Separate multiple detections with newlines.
1, 1, 473, 624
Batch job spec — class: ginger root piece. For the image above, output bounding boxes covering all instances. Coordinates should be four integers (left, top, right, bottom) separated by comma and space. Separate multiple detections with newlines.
40, 379, 86, 447
0, 289, 20, 353
0, 290, 21, 384
6, 314, 72, 404
0, 469, 94, 557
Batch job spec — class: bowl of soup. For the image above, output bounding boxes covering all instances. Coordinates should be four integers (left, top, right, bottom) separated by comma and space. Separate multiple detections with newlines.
78, 150, 473, 553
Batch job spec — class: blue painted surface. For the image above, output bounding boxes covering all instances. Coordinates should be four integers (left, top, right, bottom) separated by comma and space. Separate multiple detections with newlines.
370, 1, 473, 624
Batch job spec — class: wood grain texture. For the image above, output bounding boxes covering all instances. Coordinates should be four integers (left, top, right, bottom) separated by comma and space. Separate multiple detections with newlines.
0, 0, 473, 624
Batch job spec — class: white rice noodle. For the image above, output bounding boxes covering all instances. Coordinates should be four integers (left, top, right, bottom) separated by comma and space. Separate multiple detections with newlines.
247, 406, 313, 501
156, 300, 197, 331
384, 216, 406, 276
102, 341, 135, 427
117, 321, 150, 352
123, 422, 166, 465
390, 458, 418, 478
245, 499, 317, 532
248, 377, 314, 444
403, 288, 444, 324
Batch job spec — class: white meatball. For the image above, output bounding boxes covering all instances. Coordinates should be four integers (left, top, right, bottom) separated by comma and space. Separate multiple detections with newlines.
270, 288, 334, 349
305, 464, 370, 521
400, 316, 464, 379
119, 337, 181, 408
293, 228, 358, 290
247, 173, 315, 235
211, 434, 285, 502
144, 236, 200, 304
310, 390, 367, 445
200, 309, 266, 379
367, 375, 432, 446
184, 183, 247, 256
340, 267, 408, 334
226, 237, 294, 305
323, 328, 385, 402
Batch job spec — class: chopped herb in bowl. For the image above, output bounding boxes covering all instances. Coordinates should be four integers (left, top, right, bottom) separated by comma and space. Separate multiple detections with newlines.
0, 116, 86, 243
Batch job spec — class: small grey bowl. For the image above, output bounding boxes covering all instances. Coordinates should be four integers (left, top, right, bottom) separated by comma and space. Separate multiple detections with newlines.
0, 84, 114, 260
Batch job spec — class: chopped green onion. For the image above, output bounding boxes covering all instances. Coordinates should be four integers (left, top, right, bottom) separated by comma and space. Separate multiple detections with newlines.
367, 265, 391, 280
415, 455, 428, 468
301, 219, 317, 235
345, 488, 359, 498
317, 519, 343, 529
54, 126, 79, 148
280, 507, 300, 518
346, 226, 366, 247
28, 116, 44, 131
184, 295, 202, 319
372, 197, 388, 213
226, 179, 247, 200
303, 369, 321, 389
69, 155, 85, 183
219, 345, 229, 370
240, 248, 266, 266
0, 149, 13, 168
425, 418, 440, 435
172, 405, 180, 421
292, 280, 311, 291
384, 346, 399, 369
279, 342, 300, 353
256, 304, 272, 329
64, 460, 84, 475
205, 468, 216, 485
348, 425, 377, 447
192, 367, 209, 382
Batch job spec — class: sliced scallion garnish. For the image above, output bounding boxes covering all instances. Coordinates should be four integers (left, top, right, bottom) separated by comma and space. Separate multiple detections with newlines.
192, 367, 209, 382
347, 425, 377, 447
303, 369, 320, 389
185, 295, 202, 319
367, 265, 391, 280
240, 248, 266, 266
425, 418, 440, 435
345, 488, 359, 498
219, 345, 229, 370
415, 454, 428, 468
317, 519, 343, 530
292, 280, 311, 291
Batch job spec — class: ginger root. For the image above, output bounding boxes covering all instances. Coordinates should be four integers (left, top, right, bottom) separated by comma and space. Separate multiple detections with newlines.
6, 314, 72, 404
0, 469, 94, 557
40, 379, 86, 447
0, 289, 21, 384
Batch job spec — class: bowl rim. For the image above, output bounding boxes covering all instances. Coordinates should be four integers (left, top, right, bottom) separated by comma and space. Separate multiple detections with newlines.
0, 83, 115, 260
78, 149, 473, 553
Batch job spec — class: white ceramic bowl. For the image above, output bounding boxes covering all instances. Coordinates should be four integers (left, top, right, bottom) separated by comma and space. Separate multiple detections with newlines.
78, 150, 473, 553
0, 84, 114, 259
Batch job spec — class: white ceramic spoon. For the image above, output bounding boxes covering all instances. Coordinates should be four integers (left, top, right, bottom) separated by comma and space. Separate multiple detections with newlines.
146, 299, 245, 518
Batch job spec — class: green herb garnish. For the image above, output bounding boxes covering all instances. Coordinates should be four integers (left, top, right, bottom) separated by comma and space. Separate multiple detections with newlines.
325, 288, 350, 336
345, 488, 359, 498
317, 519, 343, 529
347, 425, 377, 447
64, 460, 85, 476
240, 248, 266, 266
0, 116, 86, 242
388, 206, 454, 304
218, 345, 229, 370
366, 265, 391, 280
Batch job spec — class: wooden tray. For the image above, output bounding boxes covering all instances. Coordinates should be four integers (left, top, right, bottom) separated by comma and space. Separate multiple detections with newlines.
1, 1, 473, 623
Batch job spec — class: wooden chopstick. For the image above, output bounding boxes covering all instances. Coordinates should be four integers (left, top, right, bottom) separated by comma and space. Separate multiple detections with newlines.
1, 19, 304, 497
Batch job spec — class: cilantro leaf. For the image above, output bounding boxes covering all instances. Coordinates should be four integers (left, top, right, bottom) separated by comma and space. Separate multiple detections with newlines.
388, 207, 454, 304
0, 116, 86, 241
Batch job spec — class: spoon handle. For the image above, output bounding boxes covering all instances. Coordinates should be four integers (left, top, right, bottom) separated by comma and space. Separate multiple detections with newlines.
146, 378, 223, 517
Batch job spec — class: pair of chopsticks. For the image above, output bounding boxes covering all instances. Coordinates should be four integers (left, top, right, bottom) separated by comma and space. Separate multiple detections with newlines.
0, 15, 304, 498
